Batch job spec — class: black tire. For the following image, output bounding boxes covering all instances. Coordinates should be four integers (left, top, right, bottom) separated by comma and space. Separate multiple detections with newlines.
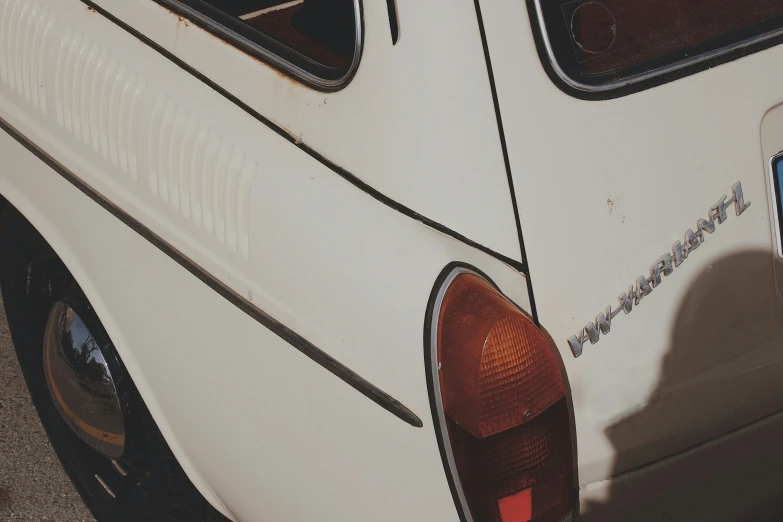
0, 205, 229, 522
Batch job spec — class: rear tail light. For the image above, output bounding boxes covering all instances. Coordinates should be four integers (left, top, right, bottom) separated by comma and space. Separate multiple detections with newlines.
427, 267, 575, 522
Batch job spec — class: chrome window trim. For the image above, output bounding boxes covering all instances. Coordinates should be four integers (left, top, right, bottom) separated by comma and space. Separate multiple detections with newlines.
429, 266, 479, 522
768, 151, 783, 258
156, 0, 363, 91
531, 0, 783, 93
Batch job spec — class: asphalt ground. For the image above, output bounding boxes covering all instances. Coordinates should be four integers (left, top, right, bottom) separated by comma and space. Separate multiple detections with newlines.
0, 298, 94, 522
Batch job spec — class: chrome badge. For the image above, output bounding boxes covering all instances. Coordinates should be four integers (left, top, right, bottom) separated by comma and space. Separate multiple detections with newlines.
568, 182, 750, 358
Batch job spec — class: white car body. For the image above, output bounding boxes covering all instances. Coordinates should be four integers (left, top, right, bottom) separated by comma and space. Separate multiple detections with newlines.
1, 0, 782, 520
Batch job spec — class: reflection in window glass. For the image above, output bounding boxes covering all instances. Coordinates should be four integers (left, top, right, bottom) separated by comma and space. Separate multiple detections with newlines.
537, 0, 783, 87
161, 0, 358, 83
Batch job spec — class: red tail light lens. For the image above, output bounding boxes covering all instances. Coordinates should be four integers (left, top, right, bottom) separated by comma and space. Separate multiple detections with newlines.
428, 269, 574, 522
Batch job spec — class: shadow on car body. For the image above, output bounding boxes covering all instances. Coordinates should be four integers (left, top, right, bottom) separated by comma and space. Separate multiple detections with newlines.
581, 250, 783, 522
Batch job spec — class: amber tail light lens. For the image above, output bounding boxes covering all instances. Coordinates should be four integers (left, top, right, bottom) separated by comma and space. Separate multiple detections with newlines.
428, 268, 574, 522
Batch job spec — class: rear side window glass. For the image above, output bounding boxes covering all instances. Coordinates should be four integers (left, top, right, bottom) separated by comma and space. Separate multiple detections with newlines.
535, 0, 783, 90
157, 0, 360, 89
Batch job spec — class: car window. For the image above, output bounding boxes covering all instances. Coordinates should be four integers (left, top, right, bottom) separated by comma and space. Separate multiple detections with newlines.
534, 0, 783, 90
156, 0, 360, 88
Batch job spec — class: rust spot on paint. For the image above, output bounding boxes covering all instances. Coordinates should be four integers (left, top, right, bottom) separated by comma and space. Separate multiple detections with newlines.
269, 64, 304, 85
86, 5, 96, 12
157, 2, 305, 88
271, 119, 303, 144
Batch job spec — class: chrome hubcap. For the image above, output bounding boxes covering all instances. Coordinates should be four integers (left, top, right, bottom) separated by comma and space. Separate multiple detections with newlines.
43, 301, 126, 458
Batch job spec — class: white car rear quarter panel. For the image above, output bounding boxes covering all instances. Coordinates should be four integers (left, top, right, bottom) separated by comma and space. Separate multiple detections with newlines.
0, 1, 533, 520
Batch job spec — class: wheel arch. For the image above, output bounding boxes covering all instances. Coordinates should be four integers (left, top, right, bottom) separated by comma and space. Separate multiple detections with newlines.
0, 185, 236, 521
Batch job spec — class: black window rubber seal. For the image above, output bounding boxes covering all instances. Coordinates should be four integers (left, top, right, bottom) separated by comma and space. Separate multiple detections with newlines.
523, 0, 783, 101
151, 0, 362, 91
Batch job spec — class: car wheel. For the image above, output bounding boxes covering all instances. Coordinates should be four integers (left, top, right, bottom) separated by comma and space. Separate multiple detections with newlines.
0, 206, 229, 522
